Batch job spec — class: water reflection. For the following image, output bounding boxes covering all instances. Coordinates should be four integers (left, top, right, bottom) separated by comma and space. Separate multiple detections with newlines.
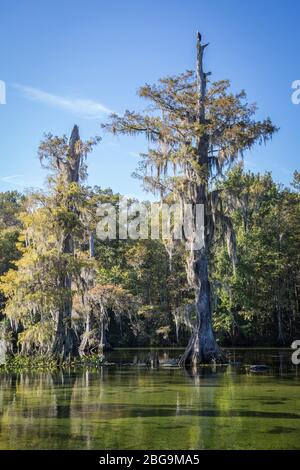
0, 349, 299, 449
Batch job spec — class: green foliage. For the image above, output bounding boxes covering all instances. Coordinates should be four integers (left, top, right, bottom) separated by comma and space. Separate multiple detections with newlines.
212, 167, 300, 345
0, 166, 299, 359
0, 57, 298, 363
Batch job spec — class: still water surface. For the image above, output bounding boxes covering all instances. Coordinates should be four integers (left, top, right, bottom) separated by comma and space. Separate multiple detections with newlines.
0, 349, 299, 449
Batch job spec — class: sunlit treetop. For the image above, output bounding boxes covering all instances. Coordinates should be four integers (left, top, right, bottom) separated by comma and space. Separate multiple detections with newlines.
103, 71, 277, 198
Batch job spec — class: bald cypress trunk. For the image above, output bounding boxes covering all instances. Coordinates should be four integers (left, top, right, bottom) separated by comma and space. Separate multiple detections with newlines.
180, 34, 224, 366
52, 236, 77, 359
180, 249, 224, 364
52, 125, 81, 360
99, 318, 111, 352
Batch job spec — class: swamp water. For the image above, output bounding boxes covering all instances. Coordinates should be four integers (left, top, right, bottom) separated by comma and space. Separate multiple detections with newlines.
0, 348, 299, 449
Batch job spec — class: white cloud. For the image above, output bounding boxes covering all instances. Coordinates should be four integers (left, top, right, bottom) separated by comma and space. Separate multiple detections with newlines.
103, 141, 120, 148
14, 84, 113, 118
0, 174, 25, 185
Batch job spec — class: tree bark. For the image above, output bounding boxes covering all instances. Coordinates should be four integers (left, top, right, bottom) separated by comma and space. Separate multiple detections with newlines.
180, 33, 225, 366
52, 261, 77, 359
99, 318, 112, 352
52, 125, 81, 360
180, 250, 224, 364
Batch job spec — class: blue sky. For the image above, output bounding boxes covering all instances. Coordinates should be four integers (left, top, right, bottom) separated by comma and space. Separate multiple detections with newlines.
0, 0, 299, 199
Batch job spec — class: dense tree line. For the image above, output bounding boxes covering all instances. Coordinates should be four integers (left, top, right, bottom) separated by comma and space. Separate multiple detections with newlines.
0, 35, 299, 363
103, 34, 276, 364
0, 165, 299, 358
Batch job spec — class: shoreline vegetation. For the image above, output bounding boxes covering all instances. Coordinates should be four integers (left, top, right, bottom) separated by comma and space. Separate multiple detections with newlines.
0, 34, 299, 367
0, 347, 292, 373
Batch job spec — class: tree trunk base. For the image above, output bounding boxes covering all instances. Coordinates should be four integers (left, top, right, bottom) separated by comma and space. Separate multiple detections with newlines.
52, 326, 77, 362
179, 330, 226, 366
